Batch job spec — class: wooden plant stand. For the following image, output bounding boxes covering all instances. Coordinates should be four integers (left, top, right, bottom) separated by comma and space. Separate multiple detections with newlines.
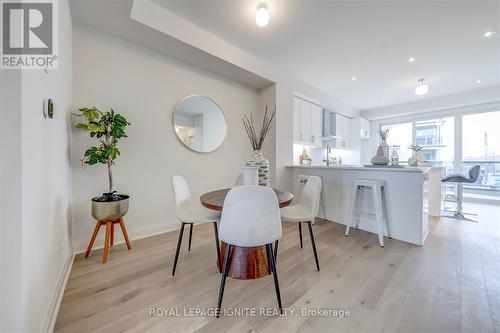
85, 218, 131, 263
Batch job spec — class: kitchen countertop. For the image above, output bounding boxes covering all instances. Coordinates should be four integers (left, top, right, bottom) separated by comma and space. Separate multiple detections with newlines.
286, 164, 424, 172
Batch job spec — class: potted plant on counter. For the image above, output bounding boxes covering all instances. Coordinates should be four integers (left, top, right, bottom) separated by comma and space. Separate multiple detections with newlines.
74, 107, 131, 222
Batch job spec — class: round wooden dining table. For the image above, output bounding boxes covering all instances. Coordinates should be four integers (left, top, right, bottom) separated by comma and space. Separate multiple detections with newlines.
200, 188, 293, 280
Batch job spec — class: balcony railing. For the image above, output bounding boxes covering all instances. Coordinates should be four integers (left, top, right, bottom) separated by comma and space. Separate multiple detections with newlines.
461, 161, 500, 199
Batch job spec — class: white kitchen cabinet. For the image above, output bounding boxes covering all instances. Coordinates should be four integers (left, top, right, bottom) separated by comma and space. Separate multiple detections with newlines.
360, 117, 371, 139
351, 116, 372, 140
293, 96, 322, 147
311, 104, 322, 146
335, 114, 350, 149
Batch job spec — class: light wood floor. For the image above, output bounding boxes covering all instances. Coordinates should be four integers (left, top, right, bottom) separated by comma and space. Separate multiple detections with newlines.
55, 204, 500, 333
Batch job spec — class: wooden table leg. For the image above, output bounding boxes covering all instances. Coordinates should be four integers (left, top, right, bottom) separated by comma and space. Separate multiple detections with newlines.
110, 222, 115, 247
220, 242, 270, 279
103, 221, 111, 263
119, 218, 132, 250
85, 221, 102, 258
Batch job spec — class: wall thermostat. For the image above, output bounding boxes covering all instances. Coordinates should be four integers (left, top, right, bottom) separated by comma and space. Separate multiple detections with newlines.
43, 99, 54, 119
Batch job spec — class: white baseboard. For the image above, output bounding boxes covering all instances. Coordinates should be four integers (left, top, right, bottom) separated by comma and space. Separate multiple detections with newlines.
43, 252, 75, 333
73, 219, 179, 254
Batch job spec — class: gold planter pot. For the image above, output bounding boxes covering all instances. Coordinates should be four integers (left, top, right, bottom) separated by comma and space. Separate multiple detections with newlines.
91, 195, 129, 221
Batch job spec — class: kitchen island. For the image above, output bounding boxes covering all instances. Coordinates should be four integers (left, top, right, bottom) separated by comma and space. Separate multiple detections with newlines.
287, 164, 433, 246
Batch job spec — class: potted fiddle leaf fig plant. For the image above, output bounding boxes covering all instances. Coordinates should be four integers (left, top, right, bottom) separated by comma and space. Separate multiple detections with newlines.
75, 107, 131, 222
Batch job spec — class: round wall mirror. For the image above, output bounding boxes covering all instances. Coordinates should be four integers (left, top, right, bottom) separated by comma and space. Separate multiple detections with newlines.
173, 95, 227, 153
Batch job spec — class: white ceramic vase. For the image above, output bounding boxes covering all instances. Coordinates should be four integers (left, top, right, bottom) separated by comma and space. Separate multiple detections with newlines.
246, 150, 270, 186
371, 146, 390, 165
380, 139, 389, 158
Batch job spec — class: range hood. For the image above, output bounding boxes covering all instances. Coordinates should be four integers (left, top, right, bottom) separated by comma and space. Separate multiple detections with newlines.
322, 109, 341, 140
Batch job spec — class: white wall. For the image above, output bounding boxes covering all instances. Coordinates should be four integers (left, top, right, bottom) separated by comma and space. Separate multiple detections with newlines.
71, 24, 265, 251
129, 0, 359, 193
20, 0, 74, 331
0, 68, 23, 333
0, 1, 73, 331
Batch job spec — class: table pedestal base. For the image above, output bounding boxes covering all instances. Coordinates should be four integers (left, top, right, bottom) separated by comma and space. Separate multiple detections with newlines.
220, 242, 270, 279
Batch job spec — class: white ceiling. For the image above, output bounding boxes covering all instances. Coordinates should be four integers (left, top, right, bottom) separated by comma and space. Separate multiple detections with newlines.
154, 0, 500, 110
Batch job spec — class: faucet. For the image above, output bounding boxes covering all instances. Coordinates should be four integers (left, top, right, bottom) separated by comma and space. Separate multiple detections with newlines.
324, 144, 332, 166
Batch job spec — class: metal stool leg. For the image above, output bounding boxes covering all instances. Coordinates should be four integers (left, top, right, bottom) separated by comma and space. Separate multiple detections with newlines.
372, 185, 385, 247
345, 184, 358, 236
381, 186, 391, 238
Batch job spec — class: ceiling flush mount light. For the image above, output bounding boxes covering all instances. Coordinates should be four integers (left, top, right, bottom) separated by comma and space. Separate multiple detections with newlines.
256, 3, 269, 27
351, 76, 357, 81
408, 57, 416, 63
415, 78, 429, 96
483, 30, 496, 38
476, 79, 482, 84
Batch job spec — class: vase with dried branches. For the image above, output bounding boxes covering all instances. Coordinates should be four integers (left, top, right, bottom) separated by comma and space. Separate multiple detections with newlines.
242, 106, 276, 186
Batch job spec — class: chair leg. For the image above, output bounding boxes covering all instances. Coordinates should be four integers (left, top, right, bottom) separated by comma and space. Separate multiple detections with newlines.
216, 244, 233, 318
118, 218, 132, 250
298, 223, 303, 248
172, 222, 186, 276
265, 244, 272, 273
103, 221, 111, 264
85, 221, 101, 258
213, 222, 222, 273
188, 223, 193, 251
307, 221, 320, 271
274, 240, 279, 259
267, 243, 283, 314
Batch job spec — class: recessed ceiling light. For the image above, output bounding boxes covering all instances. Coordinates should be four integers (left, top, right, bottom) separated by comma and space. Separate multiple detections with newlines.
351, 76, 357, 81
408, 57, 416, 63
381, 99, 385, 104
415, 78, 429, 96
256, 3, 269, 27
483, 30, 496, 38
476, 79, 482, 84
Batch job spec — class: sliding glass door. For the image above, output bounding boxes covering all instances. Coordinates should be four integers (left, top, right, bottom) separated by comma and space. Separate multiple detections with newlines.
462, 111, 500, 199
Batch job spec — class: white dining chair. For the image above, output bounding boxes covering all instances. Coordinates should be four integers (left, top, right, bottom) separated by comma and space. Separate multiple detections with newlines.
171, 175, 222, 276
234, 167, 258, 186
279, 175, 321, 271
216, 185, 283, 317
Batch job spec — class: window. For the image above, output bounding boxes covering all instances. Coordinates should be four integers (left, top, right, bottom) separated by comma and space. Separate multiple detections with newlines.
380, 110, 500, 202
415, 117, 454, 175
384, 122, 412, 163
462, 111, 500, 199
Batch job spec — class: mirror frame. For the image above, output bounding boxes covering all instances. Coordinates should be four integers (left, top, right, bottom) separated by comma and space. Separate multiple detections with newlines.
172, 95, 228, 154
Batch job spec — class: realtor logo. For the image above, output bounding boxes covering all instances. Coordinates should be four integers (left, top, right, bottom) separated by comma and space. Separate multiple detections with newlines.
1, 0, 58, 69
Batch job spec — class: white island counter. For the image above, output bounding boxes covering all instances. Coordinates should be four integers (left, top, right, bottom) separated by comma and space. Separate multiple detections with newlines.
287, 164, 433, 246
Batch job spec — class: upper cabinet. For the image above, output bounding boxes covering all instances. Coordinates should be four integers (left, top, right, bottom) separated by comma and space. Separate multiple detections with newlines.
359, 117, 371, 139
349, 116, 372, 141
293, 96, 322, 146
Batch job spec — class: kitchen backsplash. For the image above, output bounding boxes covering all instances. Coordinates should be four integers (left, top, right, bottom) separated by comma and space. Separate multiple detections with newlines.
293, 144, 361, 166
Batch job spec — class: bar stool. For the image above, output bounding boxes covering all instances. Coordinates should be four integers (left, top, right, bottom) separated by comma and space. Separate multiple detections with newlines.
344, 179, 390, 247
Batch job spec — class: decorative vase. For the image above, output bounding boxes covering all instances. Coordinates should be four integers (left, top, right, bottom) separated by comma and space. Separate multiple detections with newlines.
408, 151, 419, 167
246, 150, 270, 186
371, 146, 390, 165
380, 139, 389, 158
